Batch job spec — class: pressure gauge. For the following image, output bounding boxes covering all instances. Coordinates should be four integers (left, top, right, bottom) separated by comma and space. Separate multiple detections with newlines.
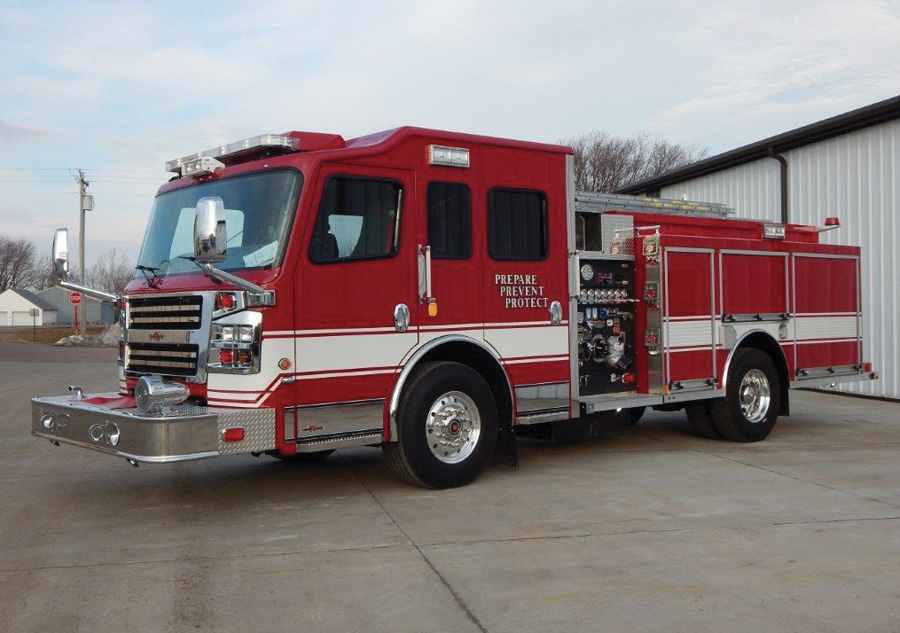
580, 264, 594, 282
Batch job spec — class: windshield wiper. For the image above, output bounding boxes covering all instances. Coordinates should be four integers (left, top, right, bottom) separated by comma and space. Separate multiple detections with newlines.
135, 264, 163, 289
178, 255, 222, 284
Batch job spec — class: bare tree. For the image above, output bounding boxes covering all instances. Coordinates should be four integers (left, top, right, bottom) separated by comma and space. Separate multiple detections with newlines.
0, 235, 38, 292
562, 131, 708, 193
30, 254, 59, 291
86, 248, 133, 295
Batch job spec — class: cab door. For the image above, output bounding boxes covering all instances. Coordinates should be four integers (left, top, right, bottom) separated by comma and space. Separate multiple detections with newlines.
415, 179, 483, 338
291, 164, 419, 444
481, 187, 570, 417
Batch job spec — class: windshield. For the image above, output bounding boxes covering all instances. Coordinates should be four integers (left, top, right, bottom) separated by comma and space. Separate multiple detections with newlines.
135, 169, 302, 279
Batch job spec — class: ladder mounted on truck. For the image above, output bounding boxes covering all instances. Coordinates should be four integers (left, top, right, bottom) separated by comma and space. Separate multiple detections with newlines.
575, 192, 735, 218
573, 192, 735, 253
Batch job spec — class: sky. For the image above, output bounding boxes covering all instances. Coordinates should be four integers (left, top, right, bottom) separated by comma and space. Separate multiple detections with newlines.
1, 0, 898, 266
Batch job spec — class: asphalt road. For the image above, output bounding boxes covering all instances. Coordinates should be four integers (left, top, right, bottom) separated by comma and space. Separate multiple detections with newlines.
2, 343, 900, 632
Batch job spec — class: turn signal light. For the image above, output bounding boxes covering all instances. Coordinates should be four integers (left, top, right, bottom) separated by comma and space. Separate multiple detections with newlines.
216, 292, 236, 310
219, 349, 234, 365
223, 427, 245, 442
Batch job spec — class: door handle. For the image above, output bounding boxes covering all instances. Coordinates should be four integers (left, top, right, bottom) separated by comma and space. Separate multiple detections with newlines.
417, 244, 433, 304
394, 303, 410, 332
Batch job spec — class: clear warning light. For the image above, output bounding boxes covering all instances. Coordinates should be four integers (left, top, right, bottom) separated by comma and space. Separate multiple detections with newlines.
428, 145, 470, 168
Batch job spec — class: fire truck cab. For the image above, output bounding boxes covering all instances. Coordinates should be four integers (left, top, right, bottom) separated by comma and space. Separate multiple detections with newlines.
32, 127, 876, 487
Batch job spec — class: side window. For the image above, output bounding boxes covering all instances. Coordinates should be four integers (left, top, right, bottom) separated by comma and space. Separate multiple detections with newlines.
427, 182, 471, 259
487, 189, 548, 260
310, 177, 402, 263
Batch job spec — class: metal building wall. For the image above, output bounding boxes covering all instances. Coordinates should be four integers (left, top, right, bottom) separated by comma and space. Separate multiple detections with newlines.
661, 118, 900, 399
662, 158, 782, 222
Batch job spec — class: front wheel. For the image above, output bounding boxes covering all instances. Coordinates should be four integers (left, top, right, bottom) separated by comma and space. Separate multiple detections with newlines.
383, 361, 499, 488
710, 348, 781, 442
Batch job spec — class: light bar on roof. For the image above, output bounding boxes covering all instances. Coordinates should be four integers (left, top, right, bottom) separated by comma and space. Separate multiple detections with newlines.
165, 134, 301, 176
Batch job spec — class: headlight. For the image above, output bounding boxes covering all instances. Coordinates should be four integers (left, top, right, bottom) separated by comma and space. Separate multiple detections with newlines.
210, 321, 261, 374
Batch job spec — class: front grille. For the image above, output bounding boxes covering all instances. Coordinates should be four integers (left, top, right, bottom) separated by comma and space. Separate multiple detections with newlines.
126, 342, 199, 376
129, 296, 203, 330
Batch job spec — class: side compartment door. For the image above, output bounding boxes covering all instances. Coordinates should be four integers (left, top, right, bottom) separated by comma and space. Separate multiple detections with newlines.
662, 245, 717, 394
291, 165, 419, 444
719, 250, 792, 382
792, 254, 862, 378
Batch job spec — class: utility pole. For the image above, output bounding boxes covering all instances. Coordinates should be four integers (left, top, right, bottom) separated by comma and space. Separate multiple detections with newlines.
76, 170, 93, 337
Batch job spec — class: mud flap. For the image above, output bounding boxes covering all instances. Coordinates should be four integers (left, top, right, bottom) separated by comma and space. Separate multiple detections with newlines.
492, 422, 519, 468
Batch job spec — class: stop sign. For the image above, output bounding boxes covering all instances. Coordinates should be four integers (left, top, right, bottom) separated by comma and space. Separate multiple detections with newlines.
68, 292, 82, 305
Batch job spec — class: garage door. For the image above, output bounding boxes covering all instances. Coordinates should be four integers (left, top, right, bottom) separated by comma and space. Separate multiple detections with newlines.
0, 311, 7, 326
11, 311, 31, 326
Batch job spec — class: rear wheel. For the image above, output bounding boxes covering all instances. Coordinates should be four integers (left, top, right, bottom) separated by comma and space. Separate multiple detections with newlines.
383, 362, 499, 488
710, 348, 780, 442
685, 402, 721, 439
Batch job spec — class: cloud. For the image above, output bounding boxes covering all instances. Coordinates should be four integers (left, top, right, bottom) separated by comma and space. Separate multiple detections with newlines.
648, 0, 900, 148
0, 0, 898, 264
0, 117, 46, 144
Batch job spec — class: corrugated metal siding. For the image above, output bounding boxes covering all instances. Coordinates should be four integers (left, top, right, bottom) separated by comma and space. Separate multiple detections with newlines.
661, 159, 781, 222
660, 118, 900, 399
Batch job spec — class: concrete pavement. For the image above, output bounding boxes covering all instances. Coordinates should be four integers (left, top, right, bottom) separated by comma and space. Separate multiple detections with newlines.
1, 345, 899, 632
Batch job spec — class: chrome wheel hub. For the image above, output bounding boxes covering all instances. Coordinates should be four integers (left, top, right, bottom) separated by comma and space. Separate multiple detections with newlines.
739, 369, 771, 423
425, 391, 481, 464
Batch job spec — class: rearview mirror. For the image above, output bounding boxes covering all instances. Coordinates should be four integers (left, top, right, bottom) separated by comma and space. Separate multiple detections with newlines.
194, 197, 227, 263
52, 228, 69, 279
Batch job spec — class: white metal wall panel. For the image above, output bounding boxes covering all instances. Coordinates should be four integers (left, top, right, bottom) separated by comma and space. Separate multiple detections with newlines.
660, 118, 900, 399
661, 159, 781, 222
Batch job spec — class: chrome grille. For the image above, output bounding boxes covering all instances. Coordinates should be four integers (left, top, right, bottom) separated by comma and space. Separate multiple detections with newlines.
126, 342, 199, 376
129, 296, 203, 330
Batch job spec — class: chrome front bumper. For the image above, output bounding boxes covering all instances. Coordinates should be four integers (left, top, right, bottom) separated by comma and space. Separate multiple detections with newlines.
31, 393, 276, 464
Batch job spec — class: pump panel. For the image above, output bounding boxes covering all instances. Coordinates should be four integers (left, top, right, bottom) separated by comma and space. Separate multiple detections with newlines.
576, 258, 637, 396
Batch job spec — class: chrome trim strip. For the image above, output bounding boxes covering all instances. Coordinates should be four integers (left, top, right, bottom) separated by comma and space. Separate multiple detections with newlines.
721, 329, 791, 391
516, 407, 569, 425
296, 430, 382, 452
565, 154, 580, 417
791, 372, 875, 389
30, 432, 220, 463
388, 334, 513, 442
582, 393, 663, 412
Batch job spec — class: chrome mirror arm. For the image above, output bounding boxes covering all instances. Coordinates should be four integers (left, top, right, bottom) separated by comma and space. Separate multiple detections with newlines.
58, 278, 120, 303
199, 263, 275, 306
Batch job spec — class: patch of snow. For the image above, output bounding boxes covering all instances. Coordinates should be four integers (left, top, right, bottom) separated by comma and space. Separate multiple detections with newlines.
54, 324, 121, 347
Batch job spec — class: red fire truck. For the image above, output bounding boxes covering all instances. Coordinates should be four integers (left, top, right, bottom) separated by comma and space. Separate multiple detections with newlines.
32, 127, 876, 487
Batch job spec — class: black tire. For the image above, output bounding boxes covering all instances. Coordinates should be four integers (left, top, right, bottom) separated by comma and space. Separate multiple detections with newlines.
268, 449, 335, 462
709, 348, 781, 442
382, 361, 499, 488
685, 402, 721, 439
630, 407, 646, 425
